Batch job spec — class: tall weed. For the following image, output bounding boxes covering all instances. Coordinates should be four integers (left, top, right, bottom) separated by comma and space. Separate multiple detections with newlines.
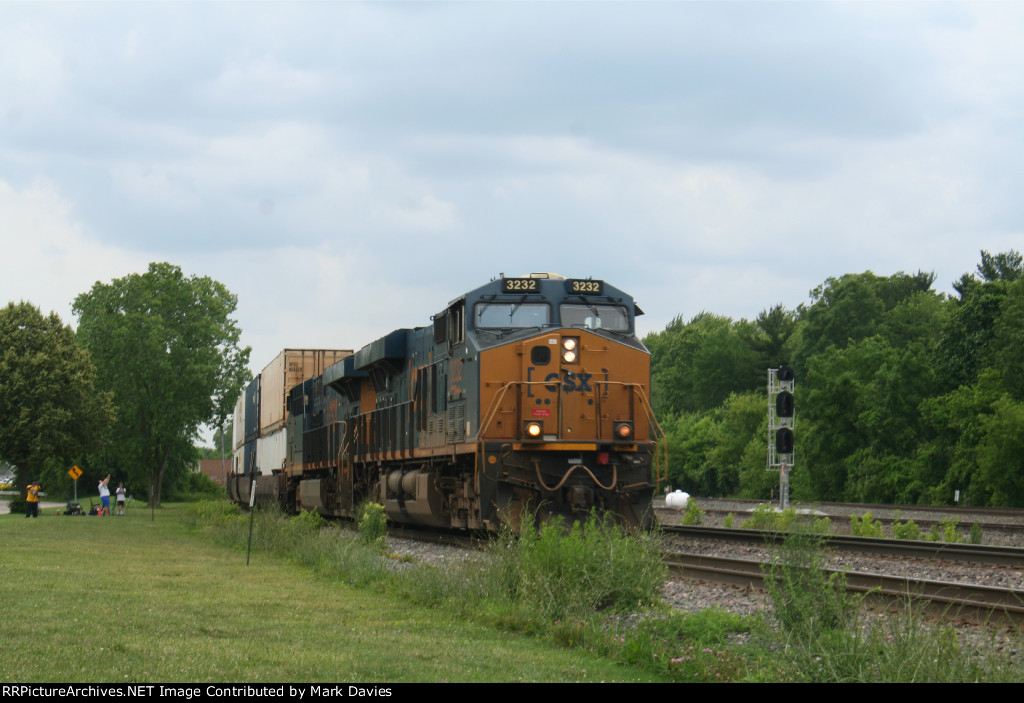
742, 504, 830, 534
356, 501, 387, 553
850, 512, 884, 537
763, 527, 856, 643
513, 513, 666, 621
891, 511, 921, 540
182, 499, 242, 529
614, 609, 750, 682
681, 499, 705, 526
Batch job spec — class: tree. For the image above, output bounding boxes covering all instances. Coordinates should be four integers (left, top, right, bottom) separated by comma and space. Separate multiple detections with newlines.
73, 263, 250, 507
992, 277, 1024, 401
0, 302, 113, 496
645, 312, 761, 416
939, 250, 1023, 391
743, 304, 798, 370
794, 270, 936, 379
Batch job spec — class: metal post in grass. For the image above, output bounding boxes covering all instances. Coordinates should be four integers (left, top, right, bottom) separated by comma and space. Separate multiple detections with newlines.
150, 482, 155, 522
246, 479, 257, 566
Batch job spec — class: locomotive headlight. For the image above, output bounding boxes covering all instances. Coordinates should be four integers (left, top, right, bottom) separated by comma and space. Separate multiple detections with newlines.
613, 421, 634, 442
524, 420, 544, 440
561, 337, 580, 364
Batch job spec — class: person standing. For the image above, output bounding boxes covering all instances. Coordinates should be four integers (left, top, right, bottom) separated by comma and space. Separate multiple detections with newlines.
25, 479, 41, 518
98, 474, 111, 516
115, 482, 127, 516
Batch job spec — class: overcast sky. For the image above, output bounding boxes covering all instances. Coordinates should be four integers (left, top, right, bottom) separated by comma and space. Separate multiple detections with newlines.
3, 2, 1023, 400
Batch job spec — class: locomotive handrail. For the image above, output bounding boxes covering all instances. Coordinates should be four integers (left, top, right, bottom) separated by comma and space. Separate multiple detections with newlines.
478, 380, 518, 442
478, 379, 577, 442
480, 380, 664, 458
630, 385, 669, 488
593, 381, 669, 488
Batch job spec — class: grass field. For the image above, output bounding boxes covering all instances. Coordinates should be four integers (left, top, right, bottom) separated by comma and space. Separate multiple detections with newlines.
0, 505, 667, 683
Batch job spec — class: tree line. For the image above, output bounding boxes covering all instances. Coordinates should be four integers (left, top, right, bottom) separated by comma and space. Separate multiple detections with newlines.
5, 251, 1020, 509
646, 250, 1024, 507
0, 263, 250, 507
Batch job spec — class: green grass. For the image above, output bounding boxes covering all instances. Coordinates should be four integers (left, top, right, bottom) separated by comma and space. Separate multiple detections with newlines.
0, 505, 666, 683
11, 502, 1018, 683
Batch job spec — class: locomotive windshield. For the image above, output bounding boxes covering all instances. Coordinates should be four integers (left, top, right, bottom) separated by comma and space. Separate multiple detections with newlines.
559, 304, 630, 331
475, 302, 550, 329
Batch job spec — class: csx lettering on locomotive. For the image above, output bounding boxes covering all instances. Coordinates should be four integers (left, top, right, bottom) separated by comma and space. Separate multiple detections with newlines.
228, 273, 660, 530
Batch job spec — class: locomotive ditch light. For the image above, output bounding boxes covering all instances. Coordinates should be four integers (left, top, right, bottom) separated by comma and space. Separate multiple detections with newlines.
523, 420, 544, 441
613, 421, 634, 442
561, 337, 580, 364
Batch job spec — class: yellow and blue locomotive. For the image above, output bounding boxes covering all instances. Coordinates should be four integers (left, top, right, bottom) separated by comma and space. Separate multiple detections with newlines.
231, 273, 660, 530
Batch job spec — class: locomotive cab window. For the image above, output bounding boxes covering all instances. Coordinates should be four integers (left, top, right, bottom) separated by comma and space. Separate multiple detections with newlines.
475, 302, 550, 329
447, 302, 464, 347
559, 304, 630, 332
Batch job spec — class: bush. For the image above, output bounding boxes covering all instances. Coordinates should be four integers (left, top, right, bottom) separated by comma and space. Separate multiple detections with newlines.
742, 504, 794, 530
764, 528, 856, 643
770, 598, 1016, 682
510, 513, 665, 621
681, 499, 705, 525
287, 508, 326, 537
969, 522, 983, 544
181, 499, 242, 529
357, 502, 387, 552
615, 609, 750, 682
941, 517, 963, 543
170, 471, 227, 502
891, 513, 921, 541
850, 512, 884, 537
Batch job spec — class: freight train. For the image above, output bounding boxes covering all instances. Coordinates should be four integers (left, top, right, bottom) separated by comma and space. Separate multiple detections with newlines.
228, 273, 663, 531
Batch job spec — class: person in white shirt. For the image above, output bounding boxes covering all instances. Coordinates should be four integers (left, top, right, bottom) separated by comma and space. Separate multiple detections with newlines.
98, 474, 111, 516
115, 482, 127, 516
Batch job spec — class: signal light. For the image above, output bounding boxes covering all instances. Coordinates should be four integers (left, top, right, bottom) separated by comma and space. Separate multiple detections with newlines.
775, 428, 794, 454
613, 421, 634, 441
776, 391, 794, 418
523, 420, 544, 440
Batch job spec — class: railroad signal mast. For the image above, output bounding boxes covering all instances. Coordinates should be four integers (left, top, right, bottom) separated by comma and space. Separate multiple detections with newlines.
768, 366, 795, 510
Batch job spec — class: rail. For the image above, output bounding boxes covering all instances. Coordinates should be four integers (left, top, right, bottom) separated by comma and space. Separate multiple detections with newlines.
665, 551, 1024, 628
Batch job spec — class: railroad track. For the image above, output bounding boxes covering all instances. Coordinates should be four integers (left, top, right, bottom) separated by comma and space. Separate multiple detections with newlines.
659, 497, 1024, 520
386, 524, 486, 551
656, 500, 1024, 537
665, 551, 1024, 628
663, 524, 1024, 568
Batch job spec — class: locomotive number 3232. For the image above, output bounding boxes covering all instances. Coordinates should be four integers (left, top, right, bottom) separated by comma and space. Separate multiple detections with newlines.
568, 280, 603, 294
503, 278, 538, 291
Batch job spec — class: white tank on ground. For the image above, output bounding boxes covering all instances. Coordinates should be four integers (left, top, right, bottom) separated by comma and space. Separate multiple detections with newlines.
665, 490, 690, 509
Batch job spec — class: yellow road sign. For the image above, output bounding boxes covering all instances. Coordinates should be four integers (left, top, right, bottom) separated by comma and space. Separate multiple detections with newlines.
68, 465, 83, 480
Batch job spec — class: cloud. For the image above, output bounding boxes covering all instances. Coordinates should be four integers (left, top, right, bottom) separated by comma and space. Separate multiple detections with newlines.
1, 1, 1022, 369
0, 179, 147, 324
